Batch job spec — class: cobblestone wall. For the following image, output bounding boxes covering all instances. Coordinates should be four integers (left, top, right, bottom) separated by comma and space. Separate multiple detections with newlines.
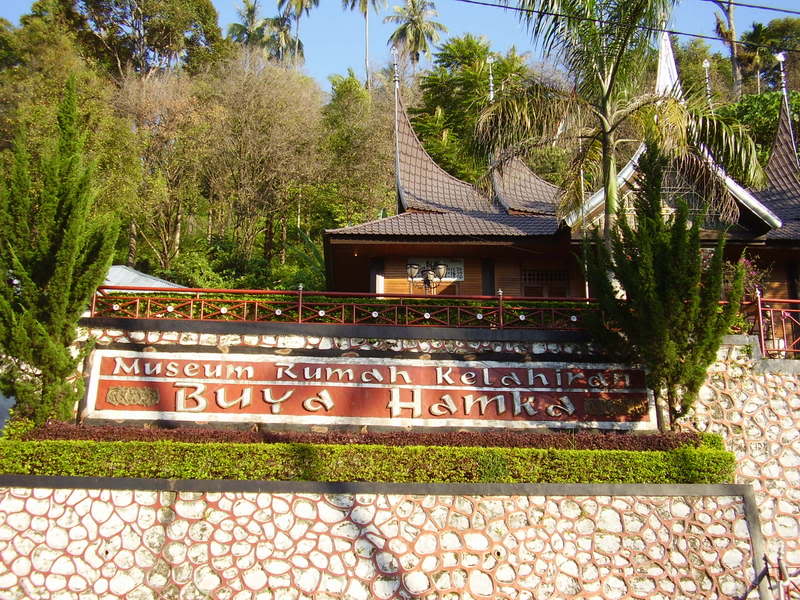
683, 343, 800, 568
0, 488, 755, 600
80, 327, 588, 359
3, 332, 798, 598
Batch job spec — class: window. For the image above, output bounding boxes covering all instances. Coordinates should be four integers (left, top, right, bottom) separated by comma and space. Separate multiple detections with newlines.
521, 269, 569, 297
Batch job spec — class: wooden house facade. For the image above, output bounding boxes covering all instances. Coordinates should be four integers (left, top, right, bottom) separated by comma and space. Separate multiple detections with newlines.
324, 34, 800, 300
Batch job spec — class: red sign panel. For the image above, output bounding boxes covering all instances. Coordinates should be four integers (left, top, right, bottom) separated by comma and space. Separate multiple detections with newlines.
83, 350, 655, 430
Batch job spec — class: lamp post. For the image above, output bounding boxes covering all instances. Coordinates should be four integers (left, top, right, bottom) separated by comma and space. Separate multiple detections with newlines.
407, 262, 448, 294
702, 59, 712, 108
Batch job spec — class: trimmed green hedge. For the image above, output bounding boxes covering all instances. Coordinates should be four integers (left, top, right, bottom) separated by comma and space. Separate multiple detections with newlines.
0, 437, 734, 484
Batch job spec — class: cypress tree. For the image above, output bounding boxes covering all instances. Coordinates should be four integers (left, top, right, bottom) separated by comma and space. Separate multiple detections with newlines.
585, 143, 744, 429
0, 77, 118, 424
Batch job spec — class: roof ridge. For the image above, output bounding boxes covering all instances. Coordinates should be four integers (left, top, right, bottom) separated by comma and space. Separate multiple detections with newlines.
395, 96, 500, 214
765, 93, 800, 188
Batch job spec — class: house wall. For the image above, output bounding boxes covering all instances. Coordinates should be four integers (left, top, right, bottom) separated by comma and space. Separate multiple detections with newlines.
382, 257, 483, 296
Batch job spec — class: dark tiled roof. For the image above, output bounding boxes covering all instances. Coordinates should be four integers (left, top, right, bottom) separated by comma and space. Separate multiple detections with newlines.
396, 99, 499, 214
492, 156, 560, 215
753, 96, 800, 240
327, 211, 559, 238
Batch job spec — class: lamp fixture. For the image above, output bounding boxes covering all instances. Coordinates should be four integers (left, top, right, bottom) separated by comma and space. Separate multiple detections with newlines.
407, 261, 448, 293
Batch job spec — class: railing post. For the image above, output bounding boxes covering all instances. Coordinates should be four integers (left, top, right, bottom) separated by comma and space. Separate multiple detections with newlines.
497, 289, 504, 329
298, 283, 303, 323
90, 293, 97, 317
755, 289, 767, 357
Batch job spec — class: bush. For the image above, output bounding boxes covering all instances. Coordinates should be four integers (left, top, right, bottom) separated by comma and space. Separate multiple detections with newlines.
0, 437, 734, 484
21, 421, 710, 451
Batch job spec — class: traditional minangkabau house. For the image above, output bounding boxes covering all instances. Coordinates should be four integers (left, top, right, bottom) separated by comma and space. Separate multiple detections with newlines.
324, 33, 800, 300
323, 79, 579, 297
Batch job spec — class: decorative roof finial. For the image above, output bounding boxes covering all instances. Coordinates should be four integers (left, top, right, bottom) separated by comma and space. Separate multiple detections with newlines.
776, 52, 788, 99
487, 55, 495, 103
391, 46, 400, 91
702, 59, 712, 108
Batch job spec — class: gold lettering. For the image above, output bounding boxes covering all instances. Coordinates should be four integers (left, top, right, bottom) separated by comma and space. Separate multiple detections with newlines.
436, 367, 454, 385
262, 389, 294, 414
303, 390, 335, 412
226, 365, 254, 380
325, 368, 353, 381
389, 366, 411, 384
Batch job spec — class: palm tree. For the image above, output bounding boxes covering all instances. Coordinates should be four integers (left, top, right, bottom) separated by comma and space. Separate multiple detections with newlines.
384, 0, 447, 74
277, 0, 320, 66
478, 0, 764, 241
342, 0, 387, 89
227, 0, 269, 48
265, 12, 303, 63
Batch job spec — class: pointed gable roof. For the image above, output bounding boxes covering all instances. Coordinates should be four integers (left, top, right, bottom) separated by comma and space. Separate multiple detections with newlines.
491, 156, 560, 215
564, 32, 781, 231
395, 97, 499, 214
753, 93, 800, 239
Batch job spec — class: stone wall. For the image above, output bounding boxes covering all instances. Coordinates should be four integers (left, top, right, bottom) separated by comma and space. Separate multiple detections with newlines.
79, 327, 588, 359
0, 483, 760, 600
683, 341, 800, 568
3, 328, 800, 598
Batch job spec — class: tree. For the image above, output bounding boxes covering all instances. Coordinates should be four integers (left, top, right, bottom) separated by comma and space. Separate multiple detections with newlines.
0, 8, 140, 235
342, 0, 387, 89
277, 0, 319, 66
0, 78, 118, 424
718, 90, 800, 164
741, 19, 800, 93
227, 0, 269, 48
115, 71, 207, 270
384, 0, 447, 73
201, 50, 324, 276
410, 35, 534, 183
49, 0, 227, 77
584, 143, 744, 429
671, 36, 732, 102
478, 0, 764, 241
322, 69, 394, 226
264, 12, 303, 63
711, 0, 744, 100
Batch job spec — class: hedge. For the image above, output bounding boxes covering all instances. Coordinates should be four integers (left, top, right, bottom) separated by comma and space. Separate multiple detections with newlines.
0, 437, 734, 484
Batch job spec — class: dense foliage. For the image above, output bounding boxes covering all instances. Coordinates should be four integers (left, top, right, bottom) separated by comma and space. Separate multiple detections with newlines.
0, 78, 118, 424
585, 143, 744, 427
0, 437, 733, 483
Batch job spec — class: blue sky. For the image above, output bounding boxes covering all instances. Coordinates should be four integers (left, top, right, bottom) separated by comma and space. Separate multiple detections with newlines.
1, 0, 797, 91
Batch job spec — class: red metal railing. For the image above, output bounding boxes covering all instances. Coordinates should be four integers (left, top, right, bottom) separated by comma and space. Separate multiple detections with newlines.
753, 294, 800, 358
89, 286, 598, 332
88, 286, 800, 356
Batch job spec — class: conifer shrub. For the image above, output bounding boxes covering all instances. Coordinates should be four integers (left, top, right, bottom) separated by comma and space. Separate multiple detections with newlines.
584, 143, 744, 427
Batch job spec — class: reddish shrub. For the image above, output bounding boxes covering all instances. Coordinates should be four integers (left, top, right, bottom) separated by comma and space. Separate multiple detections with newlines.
27, 421, 703, 451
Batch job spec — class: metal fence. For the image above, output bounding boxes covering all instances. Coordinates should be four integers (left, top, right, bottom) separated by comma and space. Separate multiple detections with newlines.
90, 286, 597, 332
88, 286, 800, 358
